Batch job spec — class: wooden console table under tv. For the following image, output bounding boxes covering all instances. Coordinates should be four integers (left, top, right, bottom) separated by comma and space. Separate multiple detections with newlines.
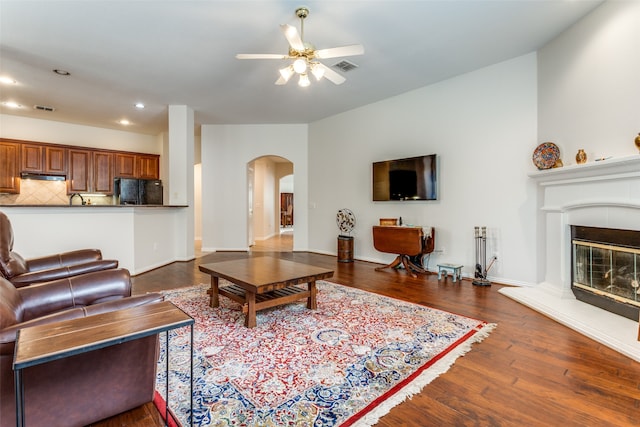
13, 301, 194, 427
372, 225, 435, 278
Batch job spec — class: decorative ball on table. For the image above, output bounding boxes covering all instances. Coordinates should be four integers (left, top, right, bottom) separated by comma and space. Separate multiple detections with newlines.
336, 209, 356, 263
336, 208, 356, 236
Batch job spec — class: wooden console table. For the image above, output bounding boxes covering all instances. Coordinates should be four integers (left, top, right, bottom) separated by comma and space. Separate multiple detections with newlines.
372, 225, 435, 278
13, 301, 194, 427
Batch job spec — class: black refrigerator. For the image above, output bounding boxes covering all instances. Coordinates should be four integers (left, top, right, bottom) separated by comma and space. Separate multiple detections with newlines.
114, 178, 163, 205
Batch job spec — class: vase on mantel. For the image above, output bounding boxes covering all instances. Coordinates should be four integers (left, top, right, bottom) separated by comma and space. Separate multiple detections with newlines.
576, 149, 587, 164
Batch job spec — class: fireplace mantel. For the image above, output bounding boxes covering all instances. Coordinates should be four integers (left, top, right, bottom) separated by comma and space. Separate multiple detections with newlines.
501, 155, 640, 362
528, 155, 640, 183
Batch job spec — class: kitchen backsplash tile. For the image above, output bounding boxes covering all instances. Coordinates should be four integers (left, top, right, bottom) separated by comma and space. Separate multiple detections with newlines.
0, 180, 113, 205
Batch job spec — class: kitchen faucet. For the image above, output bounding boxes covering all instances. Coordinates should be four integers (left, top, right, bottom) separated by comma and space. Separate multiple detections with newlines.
69, 193, 85, 205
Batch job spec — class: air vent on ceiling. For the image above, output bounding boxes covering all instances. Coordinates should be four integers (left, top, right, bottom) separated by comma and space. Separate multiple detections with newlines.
34, 104, 56, 112
332, 60, 358, 72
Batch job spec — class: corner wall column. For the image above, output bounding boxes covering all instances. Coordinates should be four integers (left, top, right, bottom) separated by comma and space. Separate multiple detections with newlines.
168, 105, 195, 261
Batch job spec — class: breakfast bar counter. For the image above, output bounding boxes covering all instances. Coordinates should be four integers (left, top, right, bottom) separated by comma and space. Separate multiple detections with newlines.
0, 205, 193, 275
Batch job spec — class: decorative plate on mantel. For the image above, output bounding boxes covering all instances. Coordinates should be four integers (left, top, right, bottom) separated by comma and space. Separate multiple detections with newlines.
532, 142, 560, 170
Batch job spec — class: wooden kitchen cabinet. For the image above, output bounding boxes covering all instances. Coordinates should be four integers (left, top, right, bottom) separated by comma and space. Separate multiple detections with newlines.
20, 144, 66, 175
0, 141, 20, 193
136, 154, 159, 179
115, 153, 159, 179
68, 149, 114, 194
68, 149, 91, 193
21, 144, 43, 172
115, 153, 137, 178
45, 146, 67, 175
5, 139, 158, 195
93, 151, 114, 194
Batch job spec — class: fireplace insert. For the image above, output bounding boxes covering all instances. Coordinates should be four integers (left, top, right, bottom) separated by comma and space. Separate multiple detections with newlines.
571, 225, 640, 321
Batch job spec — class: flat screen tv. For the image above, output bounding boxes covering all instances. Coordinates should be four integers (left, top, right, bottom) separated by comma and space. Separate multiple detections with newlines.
372, 154, 437, 201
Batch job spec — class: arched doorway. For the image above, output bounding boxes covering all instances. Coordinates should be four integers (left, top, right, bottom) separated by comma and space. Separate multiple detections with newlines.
247, 156, 293, 252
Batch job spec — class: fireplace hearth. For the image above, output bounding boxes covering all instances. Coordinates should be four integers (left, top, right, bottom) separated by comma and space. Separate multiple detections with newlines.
572, 226, 640, 321
500, 155, 640, 362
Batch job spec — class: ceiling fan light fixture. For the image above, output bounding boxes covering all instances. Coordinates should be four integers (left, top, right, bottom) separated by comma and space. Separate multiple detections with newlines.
279, 65, 294, 82
236, 7, 363, 88
0, 76, 17, 85
310, 63, 324, 81
298, 73, 310, 87
293, 58, 307, 74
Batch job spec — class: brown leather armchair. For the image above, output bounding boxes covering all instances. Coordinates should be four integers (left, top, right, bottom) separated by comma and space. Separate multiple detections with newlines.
0, 268, 164, 427
0, 211, 118, 287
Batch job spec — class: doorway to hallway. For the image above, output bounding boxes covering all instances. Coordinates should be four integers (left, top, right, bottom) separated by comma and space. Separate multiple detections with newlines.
248, 156, 294, 252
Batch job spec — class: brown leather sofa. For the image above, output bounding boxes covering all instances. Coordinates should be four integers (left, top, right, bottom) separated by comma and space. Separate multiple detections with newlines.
0, 268, 164, 427
0, 211, 118, 287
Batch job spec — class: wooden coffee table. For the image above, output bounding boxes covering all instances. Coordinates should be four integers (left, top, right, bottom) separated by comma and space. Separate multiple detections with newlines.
199, 257, 334, 328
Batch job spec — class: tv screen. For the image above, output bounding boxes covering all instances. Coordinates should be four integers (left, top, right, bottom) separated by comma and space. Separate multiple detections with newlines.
373, 154, 437, 201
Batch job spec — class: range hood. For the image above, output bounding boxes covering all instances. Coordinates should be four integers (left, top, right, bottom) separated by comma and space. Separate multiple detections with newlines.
20, 172, 66, 181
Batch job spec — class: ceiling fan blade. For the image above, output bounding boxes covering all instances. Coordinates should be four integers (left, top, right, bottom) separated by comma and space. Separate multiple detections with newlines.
280, 24, 305, 51
315, 63, 346, 85
236, 53, 288, 59
315, 44, 364, 59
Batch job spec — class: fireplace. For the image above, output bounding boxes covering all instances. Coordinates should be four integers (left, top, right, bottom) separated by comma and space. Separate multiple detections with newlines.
499, 155, 640, 362
571, 225, 640, 321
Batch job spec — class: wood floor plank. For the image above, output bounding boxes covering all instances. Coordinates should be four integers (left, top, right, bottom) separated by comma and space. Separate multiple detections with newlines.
94, 234, 639, 427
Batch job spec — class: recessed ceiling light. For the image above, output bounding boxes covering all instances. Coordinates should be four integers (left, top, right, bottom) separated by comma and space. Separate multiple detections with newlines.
0, 76, 17, 85
2, 101, 23, 109
118, 119, 131, 125
53, 69, 71, 76
134, 103, 145, 109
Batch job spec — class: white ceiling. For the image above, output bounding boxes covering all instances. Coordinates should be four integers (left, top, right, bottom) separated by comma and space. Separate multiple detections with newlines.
0, 0, 603, 136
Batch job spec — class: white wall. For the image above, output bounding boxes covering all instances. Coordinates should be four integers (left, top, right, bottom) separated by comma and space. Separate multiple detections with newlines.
0, 114, 160, 153
538, 0, 640, 161
535, 0, 640, 286
280, 174, 294, 193
304, 0, 638, 287
200, 124, 308, 252
309, 53, 539, 285
252, 158, 278, 241
194, 163, 202, 240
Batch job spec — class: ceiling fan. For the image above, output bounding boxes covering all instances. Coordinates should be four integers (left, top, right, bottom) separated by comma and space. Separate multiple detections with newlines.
235, 7, 364, 87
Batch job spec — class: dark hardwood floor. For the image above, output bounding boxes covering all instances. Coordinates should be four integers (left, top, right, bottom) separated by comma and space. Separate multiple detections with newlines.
94, 230, 639, 426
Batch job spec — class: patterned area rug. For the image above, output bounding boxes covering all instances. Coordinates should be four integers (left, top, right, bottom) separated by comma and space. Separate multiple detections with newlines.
155, 281, 495, 426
